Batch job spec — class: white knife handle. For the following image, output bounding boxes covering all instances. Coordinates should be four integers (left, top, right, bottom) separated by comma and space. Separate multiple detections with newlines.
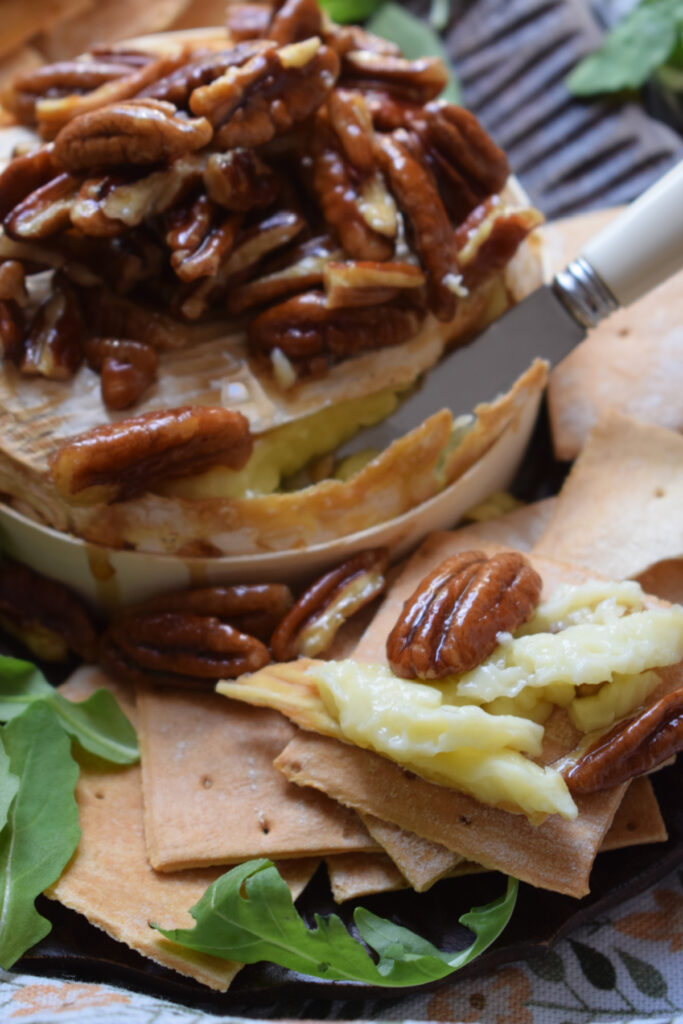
580, 158, 683, 307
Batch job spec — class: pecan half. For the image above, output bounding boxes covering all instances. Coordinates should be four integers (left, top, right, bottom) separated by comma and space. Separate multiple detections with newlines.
70, 175, 129, 237
271, 548, 388, 660
10, 59, 148, 125
386, 550, 543, 680
204, 149, 280, 211
190, 39, 339, 149
248, 289, 424, 376
226, 4, 274, 41
127, 582, 294, 641
374, 131, 460, 321
268, 0, 323, 45
226, 234, 341, 314
140, 43, 271, 107
0, 559, 99, 662
326, 88, 375, 176
0, 299, 26, 363
101, 611, 270, 689
0, 260, 28, 306
3, 172, 80, 241
342, 50, 449, 104
53, 99, 213, 172
565, 689, 683, 794
166, 194, 242, 282
455, 197, 544, 289
49, 405, 254, 505
0, 144, 59, 220
21, 275, 84, 379
85, 337, 158, 410
323, 260, 425, 308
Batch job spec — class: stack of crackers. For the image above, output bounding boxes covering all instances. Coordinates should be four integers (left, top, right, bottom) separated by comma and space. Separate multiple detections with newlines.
46, 408, 683, 992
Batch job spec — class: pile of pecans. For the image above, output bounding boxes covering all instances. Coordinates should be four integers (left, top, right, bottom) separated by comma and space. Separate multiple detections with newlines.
0, 0, 535, 411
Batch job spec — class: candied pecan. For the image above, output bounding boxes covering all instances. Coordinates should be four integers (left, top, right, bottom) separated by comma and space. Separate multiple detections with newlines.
226, 234, 341, 314
324, 23, 402, 59
363, 90, 424, 131
204, 149, 280, 211
226, 3, 274, 41
101, 611, 270, 689
70, 175, 129, 237
128, 583, 294, 642
190, 39, 339, 149
425, 103, 509, 203
21, 275, 84, 380
0, 300, 25, 363
248, 289, 424, 376
326, 88, 375, 175
140, 43, 272, 107
386, 550, 543, 680
99, 154, 207, 227
271, 548, 388, 660
323, 260, 425, 308
85, 337, 158, 410
565, 689, 683, 794
10, 59, 146, 124
166, 194, 242, 282
374, 131, 460, 321
267, 0, 323, 45
33, 56, 184, 137
49, 405, 254, 505
342, 50, 449, 104
53, 99, 213, 172
312, 126, 394, 261
3, 172, 80, 241
0, 559, 99, 662
0, 144, 59, 220
455, 198, 544, 289
0, 260, 28, 306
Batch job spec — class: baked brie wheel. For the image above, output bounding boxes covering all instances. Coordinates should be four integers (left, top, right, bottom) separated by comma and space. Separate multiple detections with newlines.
0, 0, 545, 557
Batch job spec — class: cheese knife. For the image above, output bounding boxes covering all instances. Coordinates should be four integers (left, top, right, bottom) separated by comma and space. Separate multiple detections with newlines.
340, 158, 683, 454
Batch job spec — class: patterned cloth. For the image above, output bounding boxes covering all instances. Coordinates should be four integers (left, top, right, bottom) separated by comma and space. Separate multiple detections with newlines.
3, 865, 683, 1024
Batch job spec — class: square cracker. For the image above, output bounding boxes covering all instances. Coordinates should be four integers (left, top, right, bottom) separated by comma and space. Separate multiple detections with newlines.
47, 666, 317, 991
137, 685, 378, 872
533, 412, 683, 581
325, 852, 405, 904
275, 536, 682, 897
359, 813, 461, 892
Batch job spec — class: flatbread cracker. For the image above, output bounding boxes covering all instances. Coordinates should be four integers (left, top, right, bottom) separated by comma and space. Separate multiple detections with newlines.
544, 209, 683, 461
137, 685, 378, 871
600, 778, 667, 852
47, 665, 317, 990
325, 852, 405, 904
359, 813, 462, 892
534, 412, 683, 580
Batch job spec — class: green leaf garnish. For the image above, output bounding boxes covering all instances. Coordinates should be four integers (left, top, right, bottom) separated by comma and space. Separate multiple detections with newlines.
366, 3, 461, 103
155, 859, 517, 986
429, 0, 451, 32
318, 0, 384, 23
567, 0, 682, 95
0, 655, 139, 765
0, 740, 18, 834
0, 702, 80, 969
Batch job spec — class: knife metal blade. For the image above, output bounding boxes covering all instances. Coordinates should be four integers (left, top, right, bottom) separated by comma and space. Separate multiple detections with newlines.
336, 281, 587, 457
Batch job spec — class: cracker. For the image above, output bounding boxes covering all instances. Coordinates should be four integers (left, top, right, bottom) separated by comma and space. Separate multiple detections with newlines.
37, 0, 190, 61
545, 209, 683, 461
325, 852, 405, 904
534, 412, 683, 580
137, 685, 378, 872
455, 497, 556, 552
359, 813, 462, 892
600, 777, 667, 852
47, 666, 317, 991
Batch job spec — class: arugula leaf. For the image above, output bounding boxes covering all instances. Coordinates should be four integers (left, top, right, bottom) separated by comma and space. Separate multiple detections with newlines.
318, 0, 383, 23
366, 3, 461, 103
0, 739, 18, 834
0, 655, 139, 765
429, 0, 451, 32
567, 0, 682, 95
0, 702, 80, 968
155, 859, 517, 986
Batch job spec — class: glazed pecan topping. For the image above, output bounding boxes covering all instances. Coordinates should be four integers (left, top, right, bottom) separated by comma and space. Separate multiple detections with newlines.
0, 260, 28, 306
21, 276, 84, 380
0, 300, 25, 363
140, 43, 272, 107
226, 235, 341, 314
323, 260, 425, 308
386, 550, 543, 680
565, 689, 683, 794
271, 547, 388, 660
53, 99, 213, 171
101, 611, 271, 689
203, 149, 280, 211
226, 4, 274, 42
11, 58, 151, 124
455, 197, 544, 289
85, 337, 158, 410
326, 88, 375, 175
166, 194, 242, 282
0, 145, 59, 220
0, 559, 99, 662
70, 175, 129, 237
190, 38, 340, 148
49, 405, 253, 504
342, 50, 449, 104
374, 131, 460, 321
248, 289, 424, 376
